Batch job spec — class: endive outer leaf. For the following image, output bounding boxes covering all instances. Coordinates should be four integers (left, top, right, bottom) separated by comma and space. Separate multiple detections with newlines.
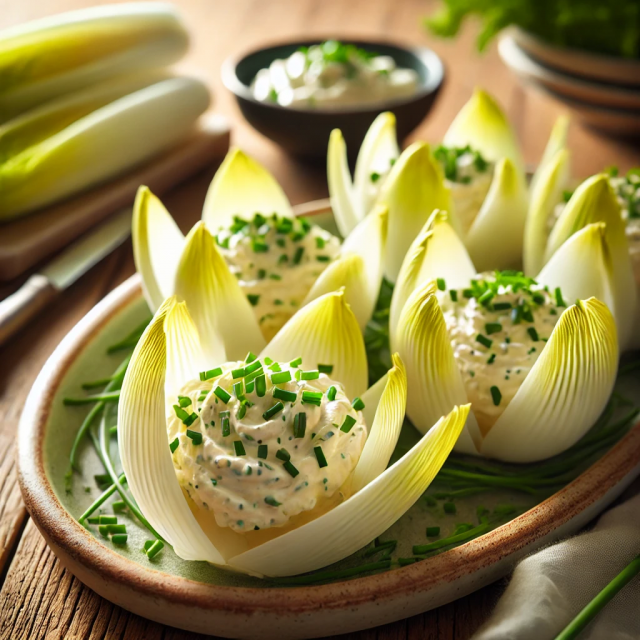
465, 158, 529, 272
481, 298, 618, 462
202, 148, 293, 232
173, 222, 264, 363
263, 290, 368, 398
132, 185, 185, 312
389, 210, 475, 343
327, 129, 359, 237
443, 88, 523, 170
304, 202, 387, 329
353, 112, 399, 218
378, 142, 453, 282
0, 3, 189, 122
523, 149, 571, 276
0, 76, 210, 220
395, 281, 481, 454
529, 115, 570, 198
350, 354, 407, 493
227, 404, 470, 577
545, 174, 636, 349
118, 296, 226, 565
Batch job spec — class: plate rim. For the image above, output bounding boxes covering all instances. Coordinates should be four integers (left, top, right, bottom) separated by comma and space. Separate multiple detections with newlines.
16, 202, 640, 623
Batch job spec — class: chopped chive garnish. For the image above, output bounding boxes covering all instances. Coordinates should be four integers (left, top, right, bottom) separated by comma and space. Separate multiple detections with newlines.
283, 461, 299, 478
264, 496, 281, 507
245, 366, 264, 383
211, 478, 217, 486
449, 289, 458, 302
214, 386, 231, 404
555, 287, 566, 307
351, 397, 365, 411
252, 238, 269, 253
437, 278, 446, 291
527, 327, 539, 341
268, 361, 281, 372
327, 386, 337, 401
276, 448, 291, 462
257, 444, 268, 459
490, 386, 502, 406
169, 438, 179, 454
111, 533, 128, 545
233, 441, 246, 456
108, 524, 127, 534
292, 246, 304, 265
485, 323, 502, 335
478, 290, 495, 306
493, 302, 512, 311
245, 381, 255, 393
476, 334, 493, 349
264, 357, 273, 365
300, 370, 319, 380
269, 273, 282, 280
314, 446, 328, 468
247, 294, 260, 306
245, 351, 257, 363
233, 381, 245, 400
270, 371, 292, 384
221, 411, 230, 437
146, 540, 164, 559
232, 367, 246, 379
112, 501, 126, 513
255, 374, 266, 397
186, 430, 203, 445
340, 415, 357, 433
245, 359, 262, 374
289, 356, 302, 367
293, 412, 307, 438
173, 405, 197, 427
237, 403, 247, 419
98, 525, 111, 538
99, 515, 117, 524
263, 402, 284, 420
315, 236, 326, 249
199, 367, 222, 381
302, 391, 322, 406
87, 516, 100, 524
178, 395, 192, 408
318, 363, 333, 374
443, 502, 456, 514
143, 540, 154, 552
274, 387, 297, 403
370, 171, 381, 182
487, 353, 496, 365
426, 526, 440, 537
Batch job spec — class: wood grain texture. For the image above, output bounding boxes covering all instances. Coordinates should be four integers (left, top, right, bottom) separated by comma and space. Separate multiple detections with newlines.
0, 0, 638, 637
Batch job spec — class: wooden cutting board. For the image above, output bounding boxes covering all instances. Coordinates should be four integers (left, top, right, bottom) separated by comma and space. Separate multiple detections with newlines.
0, 113, 230, 282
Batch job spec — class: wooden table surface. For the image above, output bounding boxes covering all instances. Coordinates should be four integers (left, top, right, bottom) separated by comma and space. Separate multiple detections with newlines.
0, 1, 639, 638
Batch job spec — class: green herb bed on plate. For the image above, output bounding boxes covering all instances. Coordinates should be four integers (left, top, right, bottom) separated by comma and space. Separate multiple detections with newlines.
53, 281, 640, 587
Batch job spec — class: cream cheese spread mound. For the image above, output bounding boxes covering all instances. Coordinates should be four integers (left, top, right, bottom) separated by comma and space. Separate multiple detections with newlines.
433, 145, 493, 235
215, 213, 340, 340
437, 272, 564, 432
251, 40, 419, 110
167, 358, 367, 532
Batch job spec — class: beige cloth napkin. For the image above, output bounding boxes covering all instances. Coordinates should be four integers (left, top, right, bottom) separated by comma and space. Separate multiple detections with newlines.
472, 492, 640, 640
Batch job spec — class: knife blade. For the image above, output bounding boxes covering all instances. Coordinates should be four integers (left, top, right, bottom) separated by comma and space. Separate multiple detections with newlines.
0, 209, 132, 346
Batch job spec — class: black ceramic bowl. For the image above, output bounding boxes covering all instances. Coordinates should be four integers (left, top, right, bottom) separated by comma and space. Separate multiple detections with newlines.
222, 38, 445, 158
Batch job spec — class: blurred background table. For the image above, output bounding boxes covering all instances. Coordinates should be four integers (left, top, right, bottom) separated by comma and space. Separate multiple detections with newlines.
0, 0, 638, 638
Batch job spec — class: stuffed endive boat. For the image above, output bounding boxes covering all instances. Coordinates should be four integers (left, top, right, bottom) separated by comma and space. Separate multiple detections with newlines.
388, 209, 621, 463
118, 223, 468, 577
134, 148, 388, 339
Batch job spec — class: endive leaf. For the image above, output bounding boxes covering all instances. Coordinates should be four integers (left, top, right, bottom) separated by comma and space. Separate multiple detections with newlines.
304, 203, 387, 329
389, 209, 475, 343
443, 88, 523, 170
395, 281, 481, 453
263, 290, 368, 398
545, 174, 636, 349
173, 222, 264, 363
378, 142, 453, 282
227, 404, 470, 577
0, 75, 210, 220
118, 296, 226, 565
202, 148, 293, 232
465, 158, 529, 272
350, 354, 407, 493
0, 3, 189, 122
327, 129, 359, 237
481, 298, 617, 462
132, 185, 185, 312
523, 149, 571, 276
353, 112, 399, 218
529, 115, 570, 198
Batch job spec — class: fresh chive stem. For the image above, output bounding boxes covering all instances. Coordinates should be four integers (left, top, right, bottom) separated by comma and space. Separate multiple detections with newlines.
63, 391, 121, 406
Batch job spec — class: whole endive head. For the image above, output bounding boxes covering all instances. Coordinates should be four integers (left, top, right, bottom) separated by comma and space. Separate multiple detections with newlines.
390, 210, 619, 463
117, 274, 470, 577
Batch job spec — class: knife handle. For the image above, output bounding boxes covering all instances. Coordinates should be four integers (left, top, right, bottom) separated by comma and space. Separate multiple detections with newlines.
0, 275, 57, 346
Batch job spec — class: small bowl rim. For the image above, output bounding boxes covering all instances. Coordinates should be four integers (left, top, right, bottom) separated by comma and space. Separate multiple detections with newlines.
221, 36, 445, 115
